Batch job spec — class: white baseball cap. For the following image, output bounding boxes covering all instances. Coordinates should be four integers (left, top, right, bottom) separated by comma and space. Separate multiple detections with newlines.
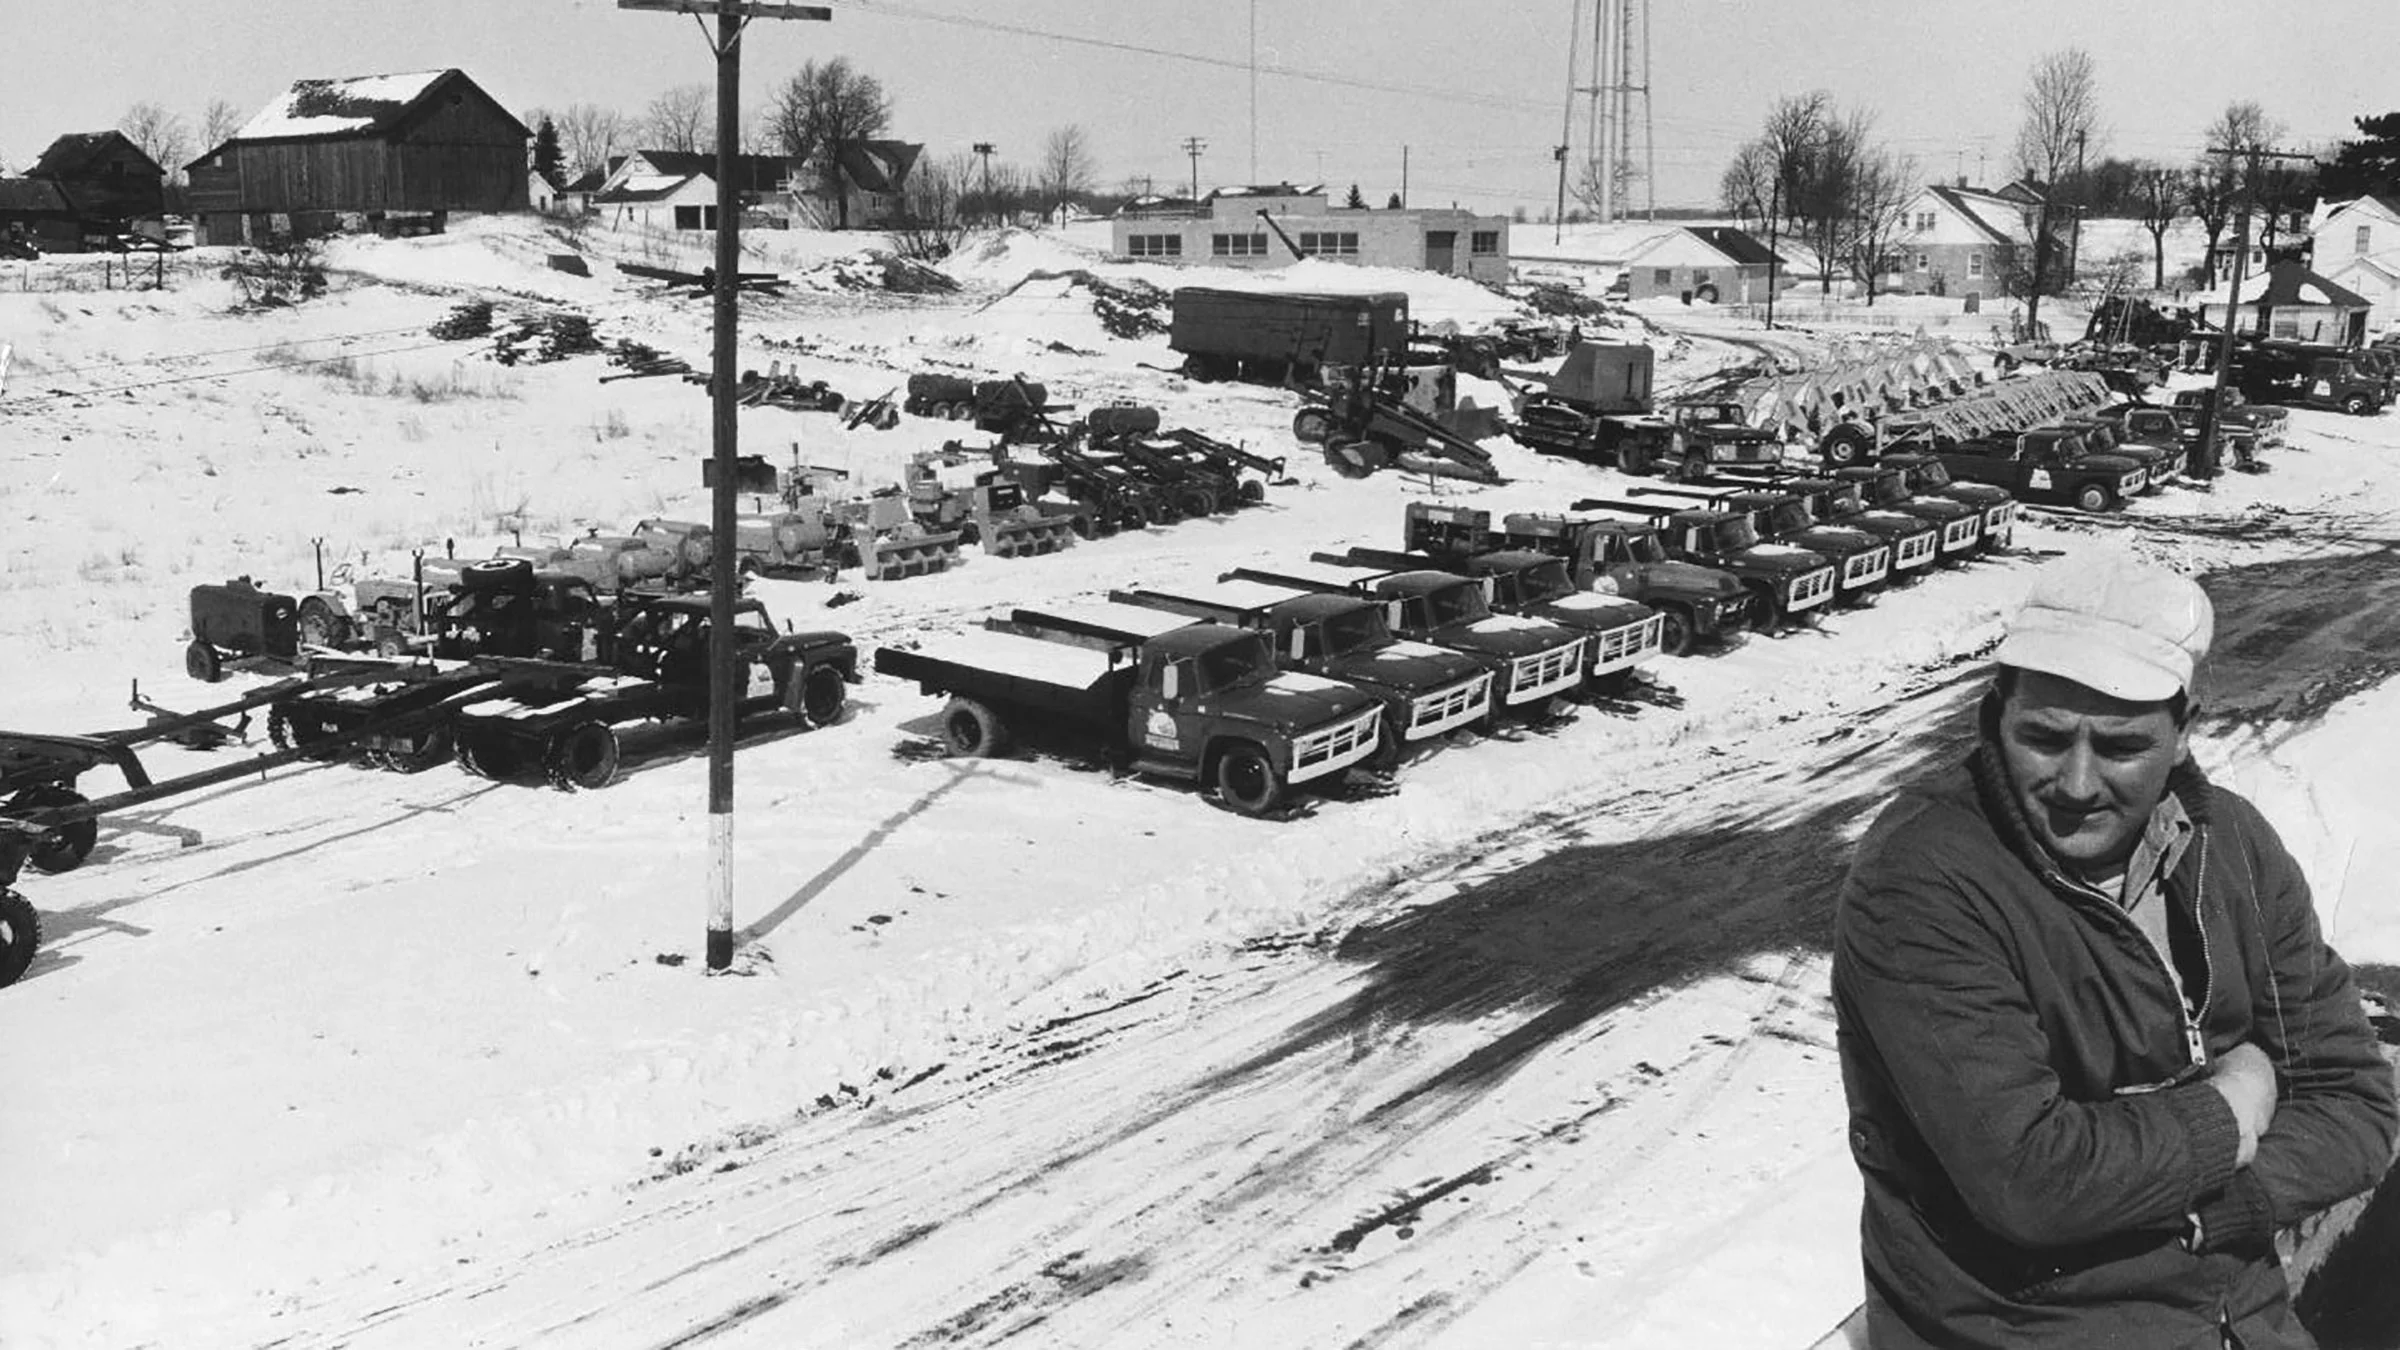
1994, 555, 2214, 703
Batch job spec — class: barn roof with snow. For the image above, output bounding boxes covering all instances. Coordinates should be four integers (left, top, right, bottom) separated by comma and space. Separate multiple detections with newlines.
204, 69, 529, 154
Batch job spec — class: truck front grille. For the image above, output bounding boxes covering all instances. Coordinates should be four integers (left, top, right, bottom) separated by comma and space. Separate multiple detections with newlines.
1841, 548, 1891, 587
1289, 706, 1385, 783
1407, 673, 1494, 737
1940, 516, 1981, 552
1787, 567, 1838, 612
1588, 615, 1663, 674
1507, 639, 1586, 702
1896, 531, 1939, 569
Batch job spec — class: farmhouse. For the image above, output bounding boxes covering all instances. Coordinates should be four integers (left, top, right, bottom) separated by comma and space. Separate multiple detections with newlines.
0, 131, 165, 250
2310, 195, 2400, 335
1111, 185, 1511, 283
186, 68, 529, 245
1889, 180, 2070, 302
1621, 225, 1789, 303
2196, 260, 2373, 345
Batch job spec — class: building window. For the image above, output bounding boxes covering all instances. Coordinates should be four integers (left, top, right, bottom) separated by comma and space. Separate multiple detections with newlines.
1916, 211, 1935, 232
674, 205, 702, 230
1470, 230, 1499, 255
1968, 252, 1984, 278
1294, 231, 1358, 257
1211, 232, 1269, 257
2358, 224, 2373, 255
1653, 268, 1674, 286
1915, 252, 1930, 271
1127, 233, 1182, 258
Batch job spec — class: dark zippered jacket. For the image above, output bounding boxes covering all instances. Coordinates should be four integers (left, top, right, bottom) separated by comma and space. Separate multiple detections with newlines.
1833, 733, 2396, 1350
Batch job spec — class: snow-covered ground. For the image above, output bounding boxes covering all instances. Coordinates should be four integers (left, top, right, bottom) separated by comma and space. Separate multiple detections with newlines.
2, 214, 2394, 1349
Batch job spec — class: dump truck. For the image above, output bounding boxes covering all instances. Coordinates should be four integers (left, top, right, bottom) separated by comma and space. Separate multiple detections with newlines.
1323, 545, 1665, 681
1105, 579, 1494, 767
1620, 484, 1895, 602
1223, 560, 1588, 718
1168, 287, 1411, 385
1567, 498, 1838, 632
1403, 503, 1752, 657
872, 606, 1384, 816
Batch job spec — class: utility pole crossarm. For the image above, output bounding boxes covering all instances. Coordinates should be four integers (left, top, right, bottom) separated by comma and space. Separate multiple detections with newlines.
618, 1, 830, 17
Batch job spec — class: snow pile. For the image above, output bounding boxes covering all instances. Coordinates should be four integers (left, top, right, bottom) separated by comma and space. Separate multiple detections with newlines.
938, 226, 1114, 286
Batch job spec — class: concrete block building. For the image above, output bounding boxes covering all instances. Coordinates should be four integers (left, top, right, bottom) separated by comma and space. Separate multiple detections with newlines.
1111, 185, 1509, 283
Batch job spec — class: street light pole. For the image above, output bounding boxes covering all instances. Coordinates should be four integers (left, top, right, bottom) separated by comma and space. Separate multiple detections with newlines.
619, 0, 831, 972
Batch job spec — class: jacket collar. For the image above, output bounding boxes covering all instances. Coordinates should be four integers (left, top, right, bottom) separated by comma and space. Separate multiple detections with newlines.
1968, 690, 2215, 894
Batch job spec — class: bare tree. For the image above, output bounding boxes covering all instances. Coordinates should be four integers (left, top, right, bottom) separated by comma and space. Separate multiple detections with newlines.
2011, 48, 2100, 330
120, 101, 192, 180
199, 98, 243, 151
2183, 161, 2238, 285
642, 84, 711, 155
2191, 101, 2284, 283
764, 57, 893, 229
1718, 139, 1774, 228
554, 103, 629, 183
1038, 124, 1096, 221
1844, 148, 1919, 304
1797, 108, 1872, 295
2132, 162, 2181, 290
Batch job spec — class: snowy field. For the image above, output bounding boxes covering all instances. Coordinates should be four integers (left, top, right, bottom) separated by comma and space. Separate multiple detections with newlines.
1, 214, 2395, 1349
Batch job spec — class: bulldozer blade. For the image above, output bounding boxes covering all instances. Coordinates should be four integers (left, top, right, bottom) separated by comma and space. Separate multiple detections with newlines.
986, 519, 1077, 558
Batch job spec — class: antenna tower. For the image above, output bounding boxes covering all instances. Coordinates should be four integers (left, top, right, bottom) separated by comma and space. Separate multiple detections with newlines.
1575, 0, 1653, 222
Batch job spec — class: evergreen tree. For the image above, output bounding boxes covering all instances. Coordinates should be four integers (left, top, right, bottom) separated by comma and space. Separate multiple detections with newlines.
1344, 183, 1366, 209
2319, 112, 2400, 202
1385, 191, 1403, 209
533, 117, 565, 187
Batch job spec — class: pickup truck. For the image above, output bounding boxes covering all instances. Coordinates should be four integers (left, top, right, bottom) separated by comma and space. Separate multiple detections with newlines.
1694, 469, 1945, 578
2052, 414, 2184, 490
1223, 560, 1588, 718
1656, 399, 1787, 479
2231, 342, 2389, 415
1620, 485, 1895, 602
873, 606, 1383, 815
1404, 503, 1751, 657
1106, 580, 1493, 767
1567, 499, 1839, 632
1325, 545, 1664, 681
1911, 427, 2148, 513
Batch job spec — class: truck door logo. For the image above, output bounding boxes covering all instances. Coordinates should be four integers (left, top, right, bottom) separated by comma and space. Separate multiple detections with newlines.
2028, 469, 2052, 490
1144, 709, 1180, 749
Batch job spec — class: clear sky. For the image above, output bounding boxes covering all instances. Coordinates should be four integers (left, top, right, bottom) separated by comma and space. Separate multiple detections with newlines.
5, 0, 2395, 214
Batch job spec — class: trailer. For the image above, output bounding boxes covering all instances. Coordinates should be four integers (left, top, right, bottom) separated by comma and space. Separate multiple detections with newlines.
872, 609, 1383, 816
1168, 287, 1410, 385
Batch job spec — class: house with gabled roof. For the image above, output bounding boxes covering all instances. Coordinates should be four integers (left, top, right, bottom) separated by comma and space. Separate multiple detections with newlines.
1622, 225, 1789, 303
185, 68, 529, 245
2197, 260, 2373, 345
586, 140, 921, 231
26, 131, 166, 235
2309, 194, 2400, 335
1893, 180, 2058, 302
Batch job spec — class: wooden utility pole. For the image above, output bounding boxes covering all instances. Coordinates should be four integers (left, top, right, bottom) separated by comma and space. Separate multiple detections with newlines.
619, 0, 830, 973
2197, 144, 2314, 480
1181, 136, 1206, 205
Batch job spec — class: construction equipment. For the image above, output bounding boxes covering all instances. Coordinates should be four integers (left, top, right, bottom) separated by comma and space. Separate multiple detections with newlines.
1293, 363, 1504, 485
904, 446, 1082, 558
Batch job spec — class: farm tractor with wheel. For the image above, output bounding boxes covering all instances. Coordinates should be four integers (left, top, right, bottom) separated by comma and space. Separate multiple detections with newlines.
1290, 362, 1504, 485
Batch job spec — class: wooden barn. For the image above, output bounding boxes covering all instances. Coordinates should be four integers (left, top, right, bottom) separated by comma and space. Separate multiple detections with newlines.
186, 68, 529, 245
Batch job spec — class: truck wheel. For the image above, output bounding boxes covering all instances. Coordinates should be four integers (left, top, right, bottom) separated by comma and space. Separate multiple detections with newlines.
1750, 590, 1783, 634
297, 596, 352, 650
2074, 482, 2113, 513
793, 663, 848, 727
943, 697, 1009, 757
382, 725, 454, 774
461, 557, 535, 593
1240, 479, 1267, 504
1659, 608, 1696, 657
1365, 718, 1405, 774
456, 729, 520, 780
1820, 425, 1872, 468
1174, 487, 1217, 520
1214, 743, 1287, 817
1620, 440, 1655, 476
0, 889, 39, 988
545, 721, 620, 791
185, 638, 223, 683
13, 786, 96, 874
267, 706, 339, 759
2342, 393, 2371, 416
1292, 407, 1335, 445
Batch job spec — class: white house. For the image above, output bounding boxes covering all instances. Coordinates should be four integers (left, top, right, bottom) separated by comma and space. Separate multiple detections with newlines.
1891, 181, 2049, 302
593, 171, 717, 233
1620, 226, 1789, 303
2309, 195, 2400, 336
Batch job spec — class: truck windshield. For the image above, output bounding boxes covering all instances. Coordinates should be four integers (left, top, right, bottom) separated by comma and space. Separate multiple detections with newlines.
1198, 636, 1271, 691
1713, 518, 1759, 550
1909, 462, 1952, 490
1317, 606, 1388, 657
1620, 534, 1668, 564
1519, 560, 1576, 602
1766, 502, 1812, 533
1864, 476, 1907, 506
1423, 582, 1491, 627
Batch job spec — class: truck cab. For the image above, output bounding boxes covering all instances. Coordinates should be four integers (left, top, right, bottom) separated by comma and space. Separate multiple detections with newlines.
1404, 502, 1749, 657
1108, 579, 1494, 760
1920, 429, 2145, 513
1223, 561, 1587, 716
1829, 464, 1987, 555
1698, 469, 1946, 576
1568, 499, 1837, 632
1659, 400, 1784, 477
1323, 545, 1664, 680
2053, 415, 2183, 489
1858, 455, 2017, 550
2234, 342, 2390, 415
1625, 485, 1892, 602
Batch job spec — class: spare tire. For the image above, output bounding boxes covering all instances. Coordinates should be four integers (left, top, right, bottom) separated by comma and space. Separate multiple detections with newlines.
460, 557, 535, 594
